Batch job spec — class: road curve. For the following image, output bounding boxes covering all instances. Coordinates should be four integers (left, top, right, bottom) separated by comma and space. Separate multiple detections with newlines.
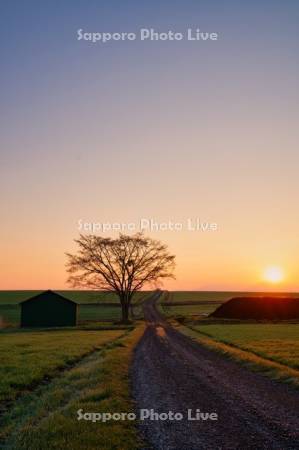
131, 292, 299, 450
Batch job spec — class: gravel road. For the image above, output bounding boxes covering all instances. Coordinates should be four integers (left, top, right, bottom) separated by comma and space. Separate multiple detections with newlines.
131, 292, 299, 450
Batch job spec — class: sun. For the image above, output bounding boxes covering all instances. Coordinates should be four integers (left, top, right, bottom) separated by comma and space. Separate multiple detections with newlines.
263, 266, 284, 284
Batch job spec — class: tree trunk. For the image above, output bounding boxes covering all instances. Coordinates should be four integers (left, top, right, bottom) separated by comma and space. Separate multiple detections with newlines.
120, 301, 130, 323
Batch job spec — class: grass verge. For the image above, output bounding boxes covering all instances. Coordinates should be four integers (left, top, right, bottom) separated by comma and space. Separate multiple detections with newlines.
0, 329, 125, 405
190, 323, 299, 369
177, 323, 299, 389
0, 324, 145, 450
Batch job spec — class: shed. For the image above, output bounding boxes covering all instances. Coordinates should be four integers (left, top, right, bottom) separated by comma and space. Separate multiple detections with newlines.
20, 290, 77, 327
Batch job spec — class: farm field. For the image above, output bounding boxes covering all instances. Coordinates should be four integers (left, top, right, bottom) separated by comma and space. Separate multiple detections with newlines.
0, 328, 124, 405
191, 323, 299, 370
0, 303, 125, 326
0, 291, 149, 326
2, 290, 299, 326
78, 304, 121, 321
0, 290, 148, 305
159, 291, 227, 318
160, 291, 299, 318
161, 303, 219, 316
168, 291, 299, 302
0, 325, 144, 449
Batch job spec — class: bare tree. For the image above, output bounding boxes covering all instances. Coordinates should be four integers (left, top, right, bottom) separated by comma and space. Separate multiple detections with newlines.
66, 233, 175, 323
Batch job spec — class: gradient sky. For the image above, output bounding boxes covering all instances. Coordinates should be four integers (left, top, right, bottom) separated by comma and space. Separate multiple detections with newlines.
1, 0, 299, 290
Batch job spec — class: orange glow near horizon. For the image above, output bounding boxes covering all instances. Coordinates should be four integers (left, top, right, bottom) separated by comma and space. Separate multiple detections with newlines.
1, 231, 298, 292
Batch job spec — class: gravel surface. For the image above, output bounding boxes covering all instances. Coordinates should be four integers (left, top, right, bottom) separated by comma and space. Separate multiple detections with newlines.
131, 292, 299, 450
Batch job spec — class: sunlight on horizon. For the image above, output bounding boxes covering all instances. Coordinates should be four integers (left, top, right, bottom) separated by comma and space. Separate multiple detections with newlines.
263, 266, 285, 284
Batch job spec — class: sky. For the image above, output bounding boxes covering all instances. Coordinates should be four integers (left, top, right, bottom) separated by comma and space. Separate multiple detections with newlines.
1, 0, 299, 291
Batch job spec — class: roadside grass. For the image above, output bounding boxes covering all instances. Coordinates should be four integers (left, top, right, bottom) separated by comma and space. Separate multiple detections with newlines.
0, 329, 124, 405
0, 324, 145, 450
76, 322, 134, 331
178, 323, 299, 388
191, 323, 299, 369
0, 322, 132, 334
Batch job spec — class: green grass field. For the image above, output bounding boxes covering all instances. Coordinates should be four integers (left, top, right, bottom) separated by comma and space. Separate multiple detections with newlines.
161, 303, 220, 316
167, 291, 241, 303
0, 328, 125, 405
168, 291, 299, 302
0, 325, 144, 449
160, 291, 299, 319
0, 291, 149, 326
0, 304, 124, 326
2, 290, 298, 326
192, 323, 299, 370
0, 290, 148, 305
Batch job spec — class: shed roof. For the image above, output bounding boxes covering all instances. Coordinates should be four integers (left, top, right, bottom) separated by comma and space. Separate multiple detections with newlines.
21, 290, 76, 306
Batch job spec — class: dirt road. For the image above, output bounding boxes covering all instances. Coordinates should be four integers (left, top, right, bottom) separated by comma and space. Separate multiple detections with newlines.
131, 292, 299, 449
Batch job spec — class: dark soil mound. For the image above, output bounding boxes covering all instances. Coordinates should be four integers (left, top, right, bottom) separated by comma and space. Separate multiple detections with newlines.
211, 297, 299, 320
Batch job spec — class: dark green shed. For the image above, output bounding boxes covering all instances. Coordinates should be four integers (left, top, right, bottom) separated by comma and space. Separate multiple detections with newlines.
20, 290, 77, 327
